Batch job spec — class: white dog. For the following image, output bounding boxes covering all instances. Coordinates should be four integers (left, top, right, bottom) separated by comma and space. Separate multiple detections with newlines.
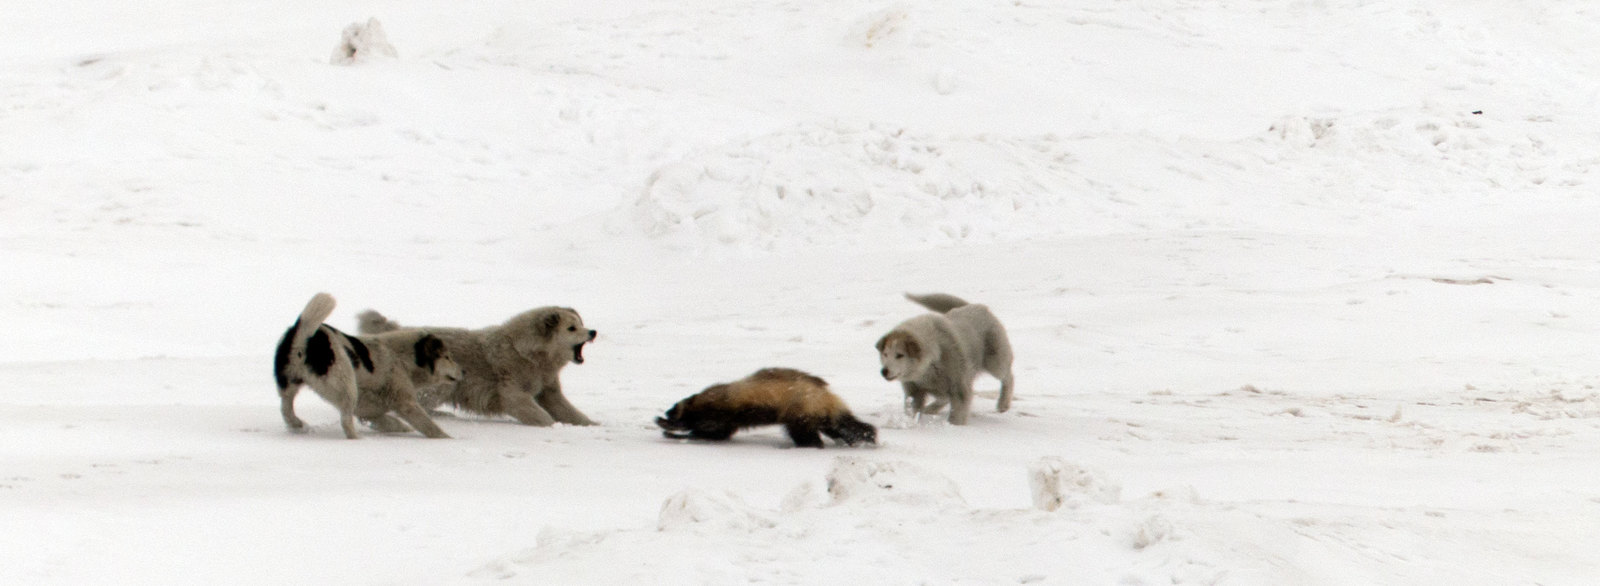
274, 293, 462, 439
357, 306, 598, 427
876, 293, 1015, 425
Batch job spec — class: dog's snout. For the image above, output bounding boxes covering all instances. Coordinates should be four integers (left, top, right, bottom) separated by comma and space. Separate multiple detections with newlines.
587, 329, 597, 341
880, 368, 891, 380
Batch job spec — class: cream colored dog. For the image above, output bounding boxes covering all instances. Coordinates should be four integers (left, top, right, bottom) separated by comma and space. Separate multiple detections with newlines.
876, 293, 1015, 425
358, 306, 597, 426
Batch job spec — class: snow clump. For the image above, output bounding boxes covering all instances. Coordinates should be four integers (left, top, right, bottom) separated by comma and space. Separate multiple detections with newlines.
1028, 456, 1121, 512
331, 18, 398, 65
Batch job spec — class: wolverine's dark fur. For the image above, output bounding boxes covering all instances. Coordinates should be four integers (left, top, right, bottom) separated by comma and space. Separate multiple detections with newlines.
655, 368, 877, 448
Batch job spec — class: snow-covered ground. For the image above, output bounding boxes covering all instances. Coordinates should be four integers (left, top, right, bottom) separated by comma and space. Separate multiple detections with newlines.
5, 0, 1600, 583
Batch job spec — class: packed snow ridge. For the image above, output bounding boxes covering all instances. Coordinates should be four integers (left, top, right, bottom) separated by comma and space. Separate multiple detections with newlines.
468, 457, 1232, 585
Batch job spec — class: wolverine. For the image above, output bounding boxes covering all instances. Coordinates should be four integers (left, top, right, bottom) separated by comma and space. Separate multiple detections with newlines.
655, 368, 877, 448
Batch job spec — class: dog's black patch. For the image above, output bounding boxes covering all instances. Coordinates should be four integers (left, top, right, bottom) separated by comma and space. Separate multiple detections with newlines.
273, 319, 300, 389
304, 328, 337, 376
414, 334, 446, 370
321, 325, 375, 373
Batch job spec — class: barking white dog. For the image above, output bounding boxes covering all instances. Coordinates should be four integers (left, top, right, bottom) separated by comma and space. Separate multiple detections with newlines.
357, 306, 598, 427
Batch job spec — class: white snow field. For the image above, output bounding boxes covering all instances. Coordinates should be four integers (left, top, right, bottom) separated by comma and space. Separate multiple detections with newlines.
4, 0, 1600, 583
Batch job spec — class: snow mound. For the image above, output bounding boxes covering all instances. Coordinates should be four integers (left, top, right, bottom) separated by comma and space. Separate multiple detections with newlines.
824, 457, 965, 508
1129, 514, 1175, 550
625, 123, 1091, 251
1260, 110, 1584, 192
844, 5, 913, 49
465, 458, 1283, 584
1028, 456, 1121, 511
657, 489, 776, 532
331, 18, 398, 65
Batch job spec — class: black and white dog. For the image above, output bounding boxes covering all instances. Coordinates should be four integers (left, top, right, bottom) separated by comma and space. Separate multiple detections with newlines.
273, 293, 462, 439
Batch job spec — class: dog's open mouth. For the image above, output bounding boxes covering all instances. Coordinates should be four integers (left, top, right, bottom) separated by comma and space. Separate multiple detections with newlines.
572, 343, 587, 364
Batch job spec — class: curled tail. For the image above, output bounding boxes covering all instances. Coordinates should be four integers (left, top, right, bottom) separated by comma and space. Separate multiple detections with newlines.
275, 293, 337, 389
905, 292, 969, 314
300, 293, 337, 331
357, 309, 401, 334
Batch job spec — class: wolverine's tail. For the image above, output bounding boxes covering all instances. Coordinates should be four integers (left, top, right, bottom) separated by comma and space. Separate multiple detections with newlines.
905, 292, 969, 314
356, 309, 401, 334
274, 293, 337, 389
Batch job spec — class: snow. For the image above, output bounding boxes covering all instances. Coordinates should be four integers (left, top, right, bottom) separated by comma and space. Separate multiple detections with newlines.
4, 0, 1600, 583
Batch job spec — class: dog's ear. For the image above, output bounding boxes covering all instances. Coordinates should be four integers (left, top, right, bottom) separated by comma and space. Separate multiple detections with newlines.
534, 312, 562, 339
902, 338, 921, 360
413, 334, 446, 369
875, 335, 889, 352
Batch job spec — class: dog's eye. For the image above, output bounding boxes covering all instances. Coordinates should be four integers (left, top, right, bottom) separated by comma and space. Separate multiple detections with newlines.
567, 326, 576, 332
895, 354, 904, 359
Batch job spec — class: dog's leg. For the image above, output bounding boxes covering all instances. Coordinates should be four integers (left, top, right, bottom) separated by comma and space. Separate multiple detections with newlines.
335, 378, 361, 439
785, 423, 825, 448
946, 379, 973, 426
499, 385, 557, 426
338, 412, 361, 438
364, 414, 412, 433
902, 382, 927, 415
986, 338, 1016, 413
338, 415, 360, 438
947, 398, 970, 425
996, 371, 1014, 413
393, 400, 451, 439
279, 385, 306, 431
923, 395, 949, 414
536, 381, 596, 426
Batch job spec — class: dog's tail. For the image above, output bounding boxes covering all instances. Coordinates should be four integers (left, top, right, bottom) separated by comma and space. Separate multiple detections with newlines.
905, 292, 970, 314
300, 293, 337, 331
356, 309, 401, 334
274, 293, 337, 389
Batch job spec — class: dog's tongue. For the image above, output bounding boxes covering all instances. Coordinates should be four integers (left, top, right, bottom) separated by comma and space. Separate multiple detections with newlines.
572, 343, 586, 364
